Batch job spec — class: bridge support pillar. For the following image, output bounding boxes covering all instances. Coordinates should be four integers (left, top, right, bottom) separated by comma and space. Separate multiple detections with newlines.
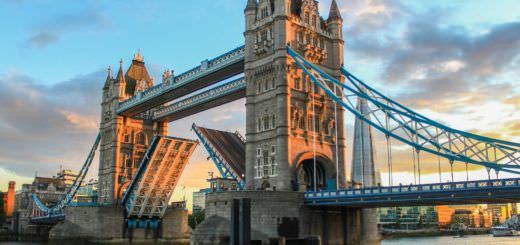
192, 191, 376, 245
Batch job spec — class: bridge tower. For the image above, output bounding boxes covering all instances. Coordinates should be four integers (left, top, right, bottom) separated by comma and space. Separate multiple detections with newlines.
244, 0, 346, 191
98, 53, 168, 204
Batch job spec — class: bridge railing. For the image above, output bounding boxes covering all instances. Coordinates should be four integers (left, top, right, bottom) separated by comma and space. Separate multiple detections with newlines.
305, 178, 520, 199
118, 46, 245, 113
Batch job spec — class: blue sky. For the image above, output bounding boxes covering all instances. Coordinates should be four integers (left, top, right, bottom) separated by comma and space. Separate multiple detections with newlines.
0, 0, 518, 208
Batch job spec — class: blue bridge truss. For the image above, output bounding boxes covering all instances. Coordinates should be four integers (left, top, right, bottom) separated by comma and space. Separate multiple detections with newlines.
31, 133, 101, 223
287, 46, 520, 207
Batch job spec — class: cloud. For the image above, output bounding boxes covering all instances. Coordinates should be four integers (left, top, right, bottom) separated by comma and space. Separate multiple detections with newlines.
26, 8, 111, 48
0, 69, 104, 178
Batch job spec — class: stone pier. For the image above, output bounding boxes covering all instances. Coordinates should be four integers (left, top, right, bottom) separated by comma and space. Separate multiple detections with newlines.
192, 191, 365, 244
50, 206, 190, 243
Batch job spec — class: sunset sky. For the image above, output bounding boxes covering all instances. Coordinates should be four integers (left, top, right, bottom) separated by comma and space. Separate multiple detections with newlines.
0, 0, 518, 208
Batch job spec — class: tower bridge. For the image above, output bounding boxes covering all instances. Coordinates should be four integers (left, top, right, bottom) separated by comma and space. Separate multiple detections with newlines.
27, 0, 520, 244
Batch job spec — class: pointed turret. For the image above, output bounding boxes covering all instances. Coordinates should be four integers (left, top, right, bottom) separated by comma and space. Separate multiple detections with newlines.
103, 66, 113, 90
124, 50, 152, 96
245, 0, 257, 12
116, 58, 125, 84
328, 0, 342, 22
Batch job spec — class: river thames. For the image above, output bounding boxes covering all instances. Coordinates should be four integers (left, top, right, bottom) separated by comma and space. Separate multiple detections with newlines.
1, 235, 520, 245
382, 234, 520, 244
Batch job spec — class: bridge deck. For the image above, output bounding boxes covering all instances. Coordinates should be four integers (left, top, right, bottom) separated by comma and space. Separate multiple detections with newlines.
195, 126, 245, 178
153, 77, 245, 122
123, 136, 198, 219
117, 46, 245, 117
305, 178, 520, 208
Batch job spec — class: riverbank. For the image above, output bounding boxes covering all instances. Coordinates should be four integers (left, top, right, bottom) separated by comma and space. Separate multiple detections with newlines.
381, 228, 491, 239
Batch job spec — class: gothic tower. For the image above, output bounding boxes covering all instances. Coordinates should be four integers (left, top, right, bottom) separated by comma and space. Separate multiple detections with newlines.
98, 53, 168, 204
244, 0, 345, 191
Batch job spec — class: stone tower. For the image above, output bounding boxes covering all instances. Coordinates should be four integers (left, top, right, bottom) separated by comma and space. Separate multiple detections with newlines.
98, 53, 168, 204
4, 181, 15, 217
244, 0, 345, 191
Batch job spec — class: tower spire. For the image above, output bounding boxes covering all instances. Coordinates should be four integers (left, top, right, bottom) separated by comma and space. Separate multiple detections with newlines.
133, 49, 144, 62
328, 0, 342, 21
107, 66, 112, 80
116, 58, 125, 84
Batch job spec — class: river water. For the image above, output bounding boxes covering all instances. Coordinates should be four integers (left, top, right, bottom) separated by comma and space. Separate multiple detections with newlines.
1, 235, 520, 244
382, 234, 520, 245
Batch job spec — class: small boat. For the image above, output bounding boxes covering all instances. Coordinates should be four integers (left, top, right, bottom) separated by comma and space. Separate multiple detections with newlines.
492, 226, 514, 237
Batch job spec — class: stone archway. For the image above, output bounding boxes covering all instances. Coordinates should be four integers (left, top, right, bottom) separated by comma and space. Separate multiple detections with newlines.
294, 152, 335, 192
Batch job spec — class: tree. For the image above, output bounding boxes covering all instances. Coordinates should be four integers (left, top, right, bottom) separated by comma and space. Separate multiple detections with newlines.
188, 209, 205, 229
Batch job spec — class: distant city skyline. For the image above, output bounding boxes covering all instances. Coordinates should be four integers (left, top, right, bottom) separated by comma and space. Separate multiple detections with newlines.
0, 0, 519, 199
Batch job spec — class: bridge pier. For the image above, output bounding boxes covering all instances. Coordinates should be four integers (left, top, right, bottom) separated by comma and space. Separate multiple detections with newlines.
49, 205, 190, 243
192, 191, 376, 245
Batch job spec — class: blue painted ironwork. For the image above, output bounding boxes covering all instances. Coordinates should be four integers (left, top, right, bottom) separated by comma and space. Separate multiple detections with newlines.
117, 46, 245, 114
305, 178, 520, 207
287, 47, 520, 174
192, 123, 245, 189
152, 77, 245, 121
30, 213, 65, 224
32, 133, 101, 215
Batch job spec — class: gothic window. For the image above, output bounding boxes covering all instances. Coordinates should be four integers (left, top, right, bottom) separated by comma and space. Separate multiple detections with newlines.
257, 117, 262, 132
136, 132, 146, 145
261, 7, 269, 18
261, 30, 268, 42
263, 115, 269, 131
270, 156, 277, 176
126, 157, 132, 168
257, 82, 261, 94
264, 80, 269, 91
298, 32, 303, 43
263, 150, 269, 176
306, 34, 311, 44
271, 79, 275, 89
312, 15, 317, 28
294, 78, 301, 90
316, 115, 321, 133
305, 12, 310, 24
123, 131, 131, 143
299, 113, 305, 129
271, 114, 276, 129
255, 148, 262, 178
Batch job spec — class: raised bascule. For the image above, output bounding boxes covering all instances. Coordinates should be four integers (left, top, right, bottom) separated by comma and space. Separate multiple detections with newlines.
28, 0, 520, 244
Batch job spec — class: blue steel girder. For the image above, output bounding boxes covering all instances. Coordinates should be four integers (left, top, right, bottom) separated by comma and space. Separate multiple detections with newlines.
191, 124, 245, 189
152, 77, 246, 122
287, 47, 520, 174
123, 136, 198, 219
305, 178, 520, 208
117, 46, 245, 116
32, 133, 101, 215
